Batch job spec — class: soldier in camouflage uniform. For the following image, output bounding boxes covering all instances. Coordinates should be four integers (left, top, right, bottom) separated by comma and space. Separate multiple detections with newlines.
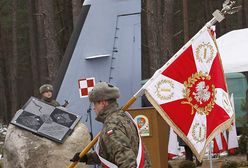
39, 84, 60, 107
71, 82, 151, 167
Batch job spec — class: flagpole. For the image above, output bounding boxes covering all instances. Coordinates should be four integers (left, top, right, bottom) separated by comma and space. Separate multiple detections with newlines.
205, 3, 241, 166
209, 142, 213, 168
205, 2, 241, 167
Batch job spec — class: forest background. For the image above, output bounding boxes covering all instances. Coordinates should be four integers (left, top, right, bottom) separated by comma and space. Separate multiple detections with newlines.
0, 0, 248, 124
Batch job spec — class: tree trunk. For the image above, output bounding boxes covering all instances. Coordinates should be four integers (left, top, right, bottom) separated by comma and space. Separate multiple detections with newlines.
0, 24, 8, 123
62, 0, 73, 52
9, 0, 18, 117
36, 0, 48, 84
204, 0, 209, 22
148, 0, 159, 75
141, 0, 150, 80
1, 44, 11, 123
0, 60, 7, 123
183, 0, 189, 43
27, 0, 40, 97
0, 5, 16, 123
242, 0, 248, 27
72, 0, 82, 28
42, 0, 61, 81
142, 0, 174, 77
159, 0, 174, 64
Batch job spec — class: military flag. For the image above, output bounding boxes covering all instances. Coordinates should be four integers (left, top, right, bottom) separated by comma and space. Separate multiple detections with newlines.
143, 26, 234, 160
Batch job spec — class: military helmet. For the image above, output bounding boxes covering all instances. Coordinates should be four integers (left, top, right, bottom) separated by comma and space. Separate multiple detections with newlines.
39, 84, 53, 94
89, 82, 120, 102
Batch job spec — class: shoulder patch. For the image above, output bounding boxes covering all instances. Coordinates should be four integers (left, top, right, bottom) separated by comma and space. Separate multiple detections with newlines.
106, 129, 114, 136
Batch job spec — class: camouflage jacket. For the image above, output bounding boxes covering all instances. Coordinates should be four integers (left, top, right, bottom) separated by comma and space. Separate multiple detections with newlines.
87, 102, 151, 167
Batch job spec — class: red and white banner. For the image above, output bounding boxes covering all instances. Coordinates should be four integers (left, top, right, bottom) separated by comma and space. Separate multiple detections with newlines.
78, 77, 95, 98
168, 127, 179, 159
143, 26, 234, 161
213, 94, 239, 154
213, 122, 238, 154
228, 94, 239, 153
213, 131, 228, 153
227, 122, 239, 154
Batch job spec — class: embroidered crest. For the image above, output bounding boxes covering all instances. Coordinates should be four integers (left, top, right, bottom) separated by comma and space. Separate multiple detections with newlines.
192, 122, 206, 143
193, 81, 211, 104
155, 79, 174, 101
195, 42, 214, 63
181, 71, 216, 115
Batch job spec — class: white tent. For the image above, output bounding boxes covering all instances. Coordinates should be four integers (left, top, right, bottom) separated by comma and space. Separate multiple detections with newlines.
217, 28, 248, 73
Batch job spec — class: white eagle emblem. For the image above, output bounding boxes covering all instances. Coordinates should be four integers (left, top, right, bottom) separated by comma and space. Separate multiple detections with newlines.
193, 81, 210, 104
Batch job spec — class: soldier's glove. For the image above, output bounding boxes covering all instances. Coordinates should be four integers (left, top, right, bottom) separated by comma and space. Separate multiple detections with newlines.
70, 152, 88, 163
